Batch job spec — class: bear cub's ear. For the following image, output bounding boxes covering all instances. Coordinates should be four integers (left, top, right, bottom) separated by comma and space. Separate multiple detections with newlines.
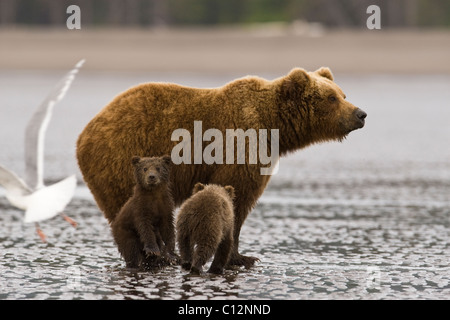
161, 155, 172, 167
131, 156, 141, 165
315, 67, 334, 81
193, 182, 205, 194
224, 185, 235, 200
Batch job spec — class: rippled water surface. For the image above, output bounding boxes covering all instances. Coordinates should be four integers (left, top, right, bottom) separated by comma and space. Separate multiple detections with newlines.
0, 73, 449, 299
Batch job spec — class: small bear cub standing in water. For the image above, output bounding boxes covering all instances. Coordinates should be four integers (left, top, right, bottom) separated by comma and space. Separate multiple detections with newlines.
176, 183, 235, 274
111, 155, 176, 269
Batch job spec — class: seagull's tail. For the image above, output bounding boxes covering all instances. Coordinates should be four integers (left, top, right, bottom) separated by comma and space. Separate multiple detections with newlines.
23, 175, 77, 223
0, 164, 31, 194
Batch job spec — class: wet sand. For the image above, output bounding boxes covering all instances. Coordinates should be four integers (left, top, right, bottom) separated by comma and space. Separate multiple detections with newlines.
1, 27, 450, 74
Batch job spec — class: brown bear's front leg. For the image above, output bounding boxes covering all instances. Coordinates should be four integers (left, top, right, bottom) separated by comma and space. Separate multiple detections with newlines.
227, 222, 260, 269
226, 191, 261, 269
208, 168, 268, 269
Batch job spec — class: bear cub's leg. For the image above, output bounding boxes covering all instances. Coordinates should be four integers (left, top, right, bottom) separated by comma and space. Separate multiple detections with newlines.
140, 224, 162, 258
119, 231, 145, 269
159, 217, 179, 265
190, 242, 217, 275
177, 233, 193, 270
208, 230, 233, 274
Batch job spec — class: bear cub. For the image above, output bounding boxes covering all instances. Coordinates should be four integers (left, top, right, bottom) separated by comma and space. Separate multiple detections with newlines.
176, 183, 235, 275
111, 155, 176, 269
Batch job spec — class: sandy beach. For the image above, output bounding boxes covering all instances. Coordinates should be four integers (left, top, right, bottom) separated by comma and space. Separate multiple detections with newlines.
1, 27, 450, 74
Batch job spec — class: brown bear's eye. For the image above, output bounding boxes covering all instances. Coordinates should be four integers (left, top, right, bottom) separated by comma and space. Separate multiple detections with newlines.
328, 95, 337, 102
143, 168, 148, 172
156, 167, 160, 172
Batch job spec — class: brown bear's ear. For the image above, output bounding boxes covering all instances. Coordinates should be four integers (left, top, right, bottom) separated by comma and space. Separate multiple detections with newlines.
224, 186, 235, 200
193, 182, 205, 194
131, 156, 141, 165
315, 67, 334, 81
162, 155, 172, 167
281, 68, 310, 100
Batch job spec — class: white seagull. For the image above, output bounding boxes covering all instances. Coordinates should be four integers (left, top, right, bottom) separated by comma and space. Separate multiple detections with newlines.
0, 59, 85, 242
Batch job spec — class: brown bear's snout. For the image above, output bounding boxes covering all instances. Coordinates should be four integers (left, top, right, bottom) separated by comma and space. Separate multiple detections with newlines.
354, 108, 367, 128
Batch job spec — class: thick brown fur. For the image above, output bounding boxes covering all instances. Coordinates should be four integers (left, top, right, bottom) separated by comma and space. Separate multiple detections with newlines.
111, 155, 176, 269
176, 183, 235, 274
77, 67, 366, 268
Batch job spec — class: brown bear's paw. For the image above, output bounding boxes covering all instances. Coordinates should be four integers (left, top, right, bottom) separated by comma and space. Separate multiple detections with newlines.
142, 257, 165, 271
207, 266, 224, 275
125, 261, 140, 270
189, 265, 204, 275
164, 252, 181, 265
144, 244, 161, 257
181, 262, 192, 270
228, 253, 260, 269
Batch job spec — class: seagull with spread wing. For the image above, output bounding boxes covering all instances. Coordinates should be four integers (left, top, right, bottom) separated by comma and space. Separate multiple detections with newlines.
0, 59, 85, 242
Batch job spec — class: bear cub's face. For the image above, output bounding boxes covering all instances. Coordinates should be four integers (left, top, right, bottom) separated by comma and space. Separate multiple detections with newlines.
132, 155, 171, 190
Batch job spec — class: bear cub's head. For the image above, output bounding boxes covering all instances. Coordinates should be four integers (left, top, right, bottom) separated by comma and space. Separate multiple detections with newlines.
193, 182, 235, 201
131, 155, 172, 190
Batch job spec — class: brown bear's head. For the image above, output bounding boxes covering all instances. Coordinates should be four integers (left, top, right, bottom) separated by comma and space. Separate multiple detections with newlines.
279, 67, 366, 147
131, 155, 172, 190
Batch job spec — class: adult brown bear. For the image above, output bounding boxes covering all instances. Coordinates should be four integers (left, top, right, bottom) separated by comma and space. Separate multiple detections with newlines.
76, 67, 366, 268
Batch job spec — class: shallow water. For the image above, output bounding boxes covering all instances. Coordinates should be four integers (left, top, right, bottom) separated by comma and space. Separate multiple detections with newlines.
0, 72, 449, 299
1, 182, 448, 300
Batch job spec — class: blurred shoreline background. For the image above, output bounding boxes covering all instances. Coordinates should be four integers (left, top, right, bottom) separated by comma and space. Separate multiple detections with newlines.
1, 27, 449, 74
0, 0, 449, 74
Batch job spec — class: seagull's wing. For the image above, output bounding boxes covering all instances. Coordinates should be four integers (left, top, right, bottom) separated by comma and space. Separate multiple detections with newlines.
0, 165, 31, 210
0, 164, 31, 195
24, 59, 85, 190
23, 175, 77, 223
